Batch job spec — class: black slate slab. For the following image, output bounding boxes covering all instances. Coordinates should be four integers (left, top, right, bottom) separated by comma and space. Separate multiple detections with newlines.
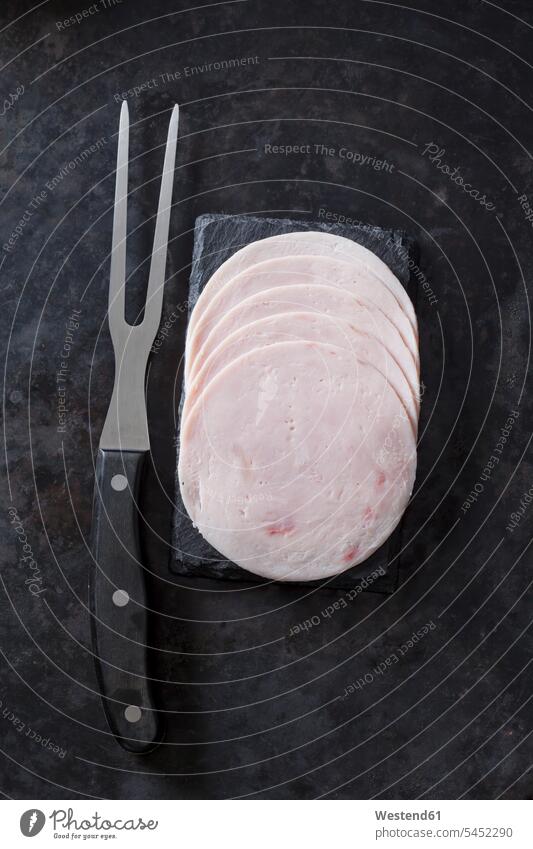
171, 213, 419, 592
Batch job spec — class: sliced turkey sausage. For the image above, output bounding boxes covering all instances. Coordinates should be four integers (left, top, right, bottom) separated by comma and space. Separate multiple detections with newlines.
184, 311, 418, 435
186, 283, 420, 402
186, 230, 417, 345
185, 255, 418, 386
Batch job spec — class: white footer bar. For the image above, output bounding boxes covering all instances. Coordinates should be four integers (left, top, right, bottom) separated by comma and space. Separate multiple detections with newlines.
3, 799, 531, 848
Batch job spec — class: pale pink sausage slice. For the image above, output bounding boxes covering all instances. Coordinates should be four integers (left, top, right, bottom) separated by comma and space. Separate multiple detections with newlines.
187, 283, 420, 402
186, 230, 417, 342
186, 255, 418, 385
179, 341, 417, 582
184, 311, 418, 435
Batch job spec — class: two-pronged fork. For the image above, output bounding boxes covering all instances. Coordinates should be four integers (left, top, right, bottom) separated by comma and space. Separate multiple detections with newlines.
90, 101, 179, 753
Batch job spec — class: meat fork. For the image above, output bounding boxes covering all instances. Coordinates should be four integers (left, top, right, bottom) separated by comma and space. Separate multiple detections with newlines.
90, 102, 179, 753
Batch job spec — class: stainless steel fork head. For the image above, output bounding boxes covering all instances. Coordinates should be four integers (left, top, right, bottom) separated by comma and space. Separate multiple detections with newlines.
100, 102, 179, 452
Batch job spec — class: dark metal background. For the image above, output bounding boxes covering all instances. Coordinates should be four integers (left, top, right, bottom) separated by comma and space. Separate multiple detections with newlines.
0, 0, 531, 799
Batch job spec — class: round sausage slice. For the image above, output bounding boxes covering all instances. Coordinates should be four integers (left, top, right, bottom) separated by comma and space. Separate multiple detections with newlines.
187, 283, 420, 402
179, 341, 417, 582
184, 311, 418, 436
186, 255, 418, 385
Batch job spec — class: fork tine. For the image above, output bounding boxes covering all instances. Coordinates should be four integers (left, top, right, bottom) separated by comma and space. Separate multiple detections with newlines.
108, 100, 129, 337
142, 104, 179, 337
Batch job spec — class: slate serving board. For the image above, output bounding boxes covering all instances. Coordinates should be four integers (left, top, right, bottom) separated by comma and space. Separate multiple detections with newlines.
171, 213, 419, 593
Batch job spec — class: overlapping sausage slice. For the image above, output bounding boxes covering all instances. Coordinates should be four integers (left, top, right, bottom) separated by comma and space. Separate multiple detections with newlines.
179, 342, 417, 581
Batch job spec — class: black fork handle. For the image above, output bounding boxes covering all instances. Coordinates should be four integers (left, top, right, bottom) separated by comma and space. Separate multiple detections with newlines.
90, 448, 163, 753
